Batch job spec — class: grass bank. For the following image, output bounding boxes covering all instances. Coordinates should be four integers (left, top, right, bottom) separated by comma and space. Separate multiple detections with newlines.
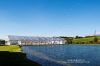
0, 45, 21, 52
0, 45, 41, 66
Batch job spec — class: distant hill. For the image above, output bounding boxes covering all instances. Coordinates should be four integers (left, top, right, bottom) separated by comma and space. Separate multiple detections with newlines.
72, 36, 100, 44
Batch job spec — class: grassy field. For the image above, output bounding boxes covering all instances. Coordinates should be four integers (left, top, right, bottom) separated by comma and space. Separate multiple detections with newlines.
72, 36, 100, 44
0, 45, 21, 52
73, 37, 94, 44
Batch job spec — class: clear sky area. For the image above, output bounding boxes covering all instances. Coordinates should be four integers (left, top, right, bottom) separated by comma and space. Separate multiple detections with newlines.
0, 0, 100, 38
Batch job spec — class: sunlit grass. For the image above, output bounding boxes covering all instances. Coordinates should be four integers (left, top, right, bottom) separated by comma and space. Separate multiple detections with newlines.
0, 45, 21, 52
73, 37, 94, 43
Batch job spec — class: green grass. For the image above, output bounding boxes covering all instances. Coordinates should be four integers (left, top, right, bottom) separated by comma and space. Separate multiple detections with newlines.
0, 45, 21, 52
72, 36, 100, 44
96, 36, 100, 40
72, 37, 95, 44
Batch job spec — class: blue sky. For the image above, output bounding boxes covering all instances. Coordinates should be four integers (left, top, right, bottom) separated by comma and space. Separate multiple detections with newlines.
0, 0, 100, 38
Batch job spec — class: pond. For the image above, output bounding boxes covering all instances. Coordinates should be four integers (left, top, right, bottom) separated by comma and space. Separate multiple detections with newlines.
22, 44, 100, 66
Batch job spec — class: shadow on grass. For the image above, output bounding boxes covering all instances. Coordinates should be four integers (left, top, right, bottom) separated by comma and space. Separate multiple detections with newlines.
0, 51, 41, 66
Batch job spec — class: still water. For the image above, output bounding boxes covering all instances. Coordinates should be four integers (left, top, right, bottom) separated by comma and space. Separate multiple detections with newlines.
22, 44, 100, 66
